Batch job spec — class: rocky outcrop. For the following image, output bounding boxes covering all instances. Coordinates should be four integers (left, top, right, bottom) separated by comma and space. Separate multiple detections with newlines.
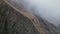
0, 0, 60, 34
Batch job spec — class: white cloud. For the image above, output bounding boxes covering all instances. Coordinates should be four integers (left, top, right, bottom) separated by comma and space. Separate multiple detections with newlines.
11, 0, 60, 26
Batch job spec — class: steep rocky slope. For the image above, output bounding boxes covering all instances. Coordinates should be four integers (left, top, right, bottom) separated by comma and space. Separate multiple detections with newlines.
0, 0, 60, 34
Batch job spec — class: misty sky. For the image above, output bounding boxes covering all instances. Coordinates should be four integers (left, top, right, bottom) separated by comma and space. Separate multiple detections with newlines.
11, 0, 60, 26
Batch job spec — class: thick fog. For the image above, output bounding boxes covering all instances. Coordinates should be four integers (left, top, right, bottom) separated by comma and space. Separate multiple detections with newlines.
11, 0, 60, 26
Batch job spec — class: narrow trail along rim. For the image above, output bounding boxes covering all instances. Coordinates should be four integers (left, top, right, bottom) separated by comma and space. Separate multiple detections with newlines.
3, 0, 44, 34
